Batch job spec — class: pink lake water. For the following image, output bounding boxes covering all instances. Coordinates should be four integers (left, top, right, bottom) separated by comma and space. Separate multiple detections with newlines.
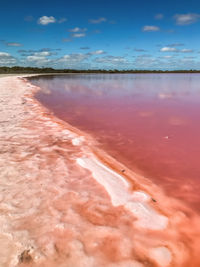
30, 73, 200, 213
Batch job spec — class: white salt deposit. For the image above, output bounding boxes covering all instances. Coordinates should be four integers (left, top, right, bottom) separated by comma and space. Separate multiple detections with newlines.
77, 157, 129, 206
132, 191, 151, 202
76, 156, 168, 230
150, 246, 172, 266
72, 136, 85, 146
0, 75, 198, 266
125, 202, 168, 230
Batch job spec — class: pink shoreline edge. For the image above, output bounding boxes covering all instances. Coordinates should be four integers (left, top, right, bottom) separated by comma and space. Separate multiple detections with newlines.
20, 75, 200, 266
0, 74, 199, 266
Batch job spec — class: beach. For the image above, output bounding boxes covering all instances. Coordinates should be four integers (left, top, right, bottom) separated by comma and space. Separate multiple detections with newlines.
0, 75, 200, 266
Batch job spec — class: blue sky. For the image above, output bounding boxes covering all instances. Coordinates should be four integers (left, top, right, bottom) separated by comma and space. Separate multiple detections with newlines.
1, 0, 200, 70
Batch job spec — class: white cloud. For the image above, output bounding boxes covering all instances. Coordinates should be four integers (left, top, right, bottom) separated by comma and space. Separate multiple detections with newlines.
180, 49, 193, 53
0, 52, 11, 57
155, 14, 164, 20
56, 51, 106, 67
27, 55, 49, 62
58, 18, 67, 23
38, 16, 56, 25
17, 48, 60, 55
0, 52, 17, 65
54, 53, 91, 68
162, 56, 173, 58
58, 53, 89, 63
71, 33, 86, 38
160, 47, 178, 52
142, 25, 160, 32
160, 47, 193, 53
137, 54, 152, 58
179, 58, 195, 63
94, 55, 127, 64
68, 27, 87, 32
88, 50, 105, 55
6, 42, 22, 47
133, 56, 157, 68
34, 51, 51, 56
174, 13, 200, 25
26, 51, 54, 65
89, 17, 107, 24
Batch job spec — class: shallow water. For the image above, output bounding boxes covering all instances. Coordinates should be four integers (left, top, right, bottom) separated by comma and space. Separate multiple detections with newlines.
1, 75, 200, 266
30, 73, 200, 212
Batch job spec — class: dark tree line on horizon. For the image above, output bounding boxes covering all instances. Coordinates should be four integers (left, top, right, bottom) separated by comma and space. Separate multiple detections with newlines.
1, 66, 200, 74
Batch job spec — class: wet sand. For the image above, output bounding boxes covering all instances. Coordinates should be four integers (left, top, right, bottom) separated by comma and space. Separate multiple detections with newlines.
0, 75, 200, 266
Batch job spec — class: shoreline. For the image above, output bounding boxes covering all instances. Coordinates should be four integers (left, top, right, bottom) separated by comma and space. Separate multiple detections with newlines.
0, 75, 200, 266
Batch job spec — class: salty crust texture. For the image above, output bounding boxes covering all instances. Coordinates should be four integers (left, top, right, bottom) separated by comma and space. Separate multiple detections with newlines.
0, 75, 200, 266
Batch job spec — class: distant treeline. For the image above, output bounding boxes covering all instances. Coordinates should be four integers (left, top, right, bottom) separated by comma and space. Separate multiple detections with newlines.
1, 66, 200, 74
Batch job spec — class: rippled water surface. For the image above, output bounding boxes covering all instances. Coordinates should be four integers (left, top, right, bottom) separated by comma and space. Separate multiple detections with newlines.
30, 74, 200, 212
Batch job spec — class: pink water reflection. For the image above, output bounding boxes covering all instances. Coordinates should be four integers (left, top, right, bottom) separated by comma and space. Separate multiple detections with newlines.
30, 74, 200, 212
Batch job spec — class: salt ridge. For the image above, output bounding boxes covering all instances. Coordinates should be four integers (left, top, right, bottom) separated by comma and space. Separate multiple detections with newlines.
76, 156, 168, 230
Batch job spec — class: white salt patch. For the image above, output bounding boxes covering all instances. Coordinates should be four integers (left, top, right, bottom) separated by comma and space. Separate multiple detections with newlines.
76, 157, 168, 230
62, 129, 75, 139
55, 223, 65, 230
20, 151, 31, 157
77, 157, 129, 206
125, 202, 167, 230
40, 147, 55, 152
62, 129, 71, 135
45, 121, 59, 127
72, 136, 85, 146
41, 117, 50, 121
132, 191, 150, 202
150, 246, 172, 266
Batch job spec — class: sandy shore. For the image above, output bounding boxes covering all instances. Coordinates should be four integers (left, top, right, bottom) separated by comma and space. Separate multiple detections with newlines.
0, 75, 200, 266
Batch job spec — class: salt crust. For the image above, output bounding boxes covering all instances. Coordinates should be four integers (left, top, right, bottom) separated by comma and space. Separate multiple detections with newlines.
77, 157, 168, 230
